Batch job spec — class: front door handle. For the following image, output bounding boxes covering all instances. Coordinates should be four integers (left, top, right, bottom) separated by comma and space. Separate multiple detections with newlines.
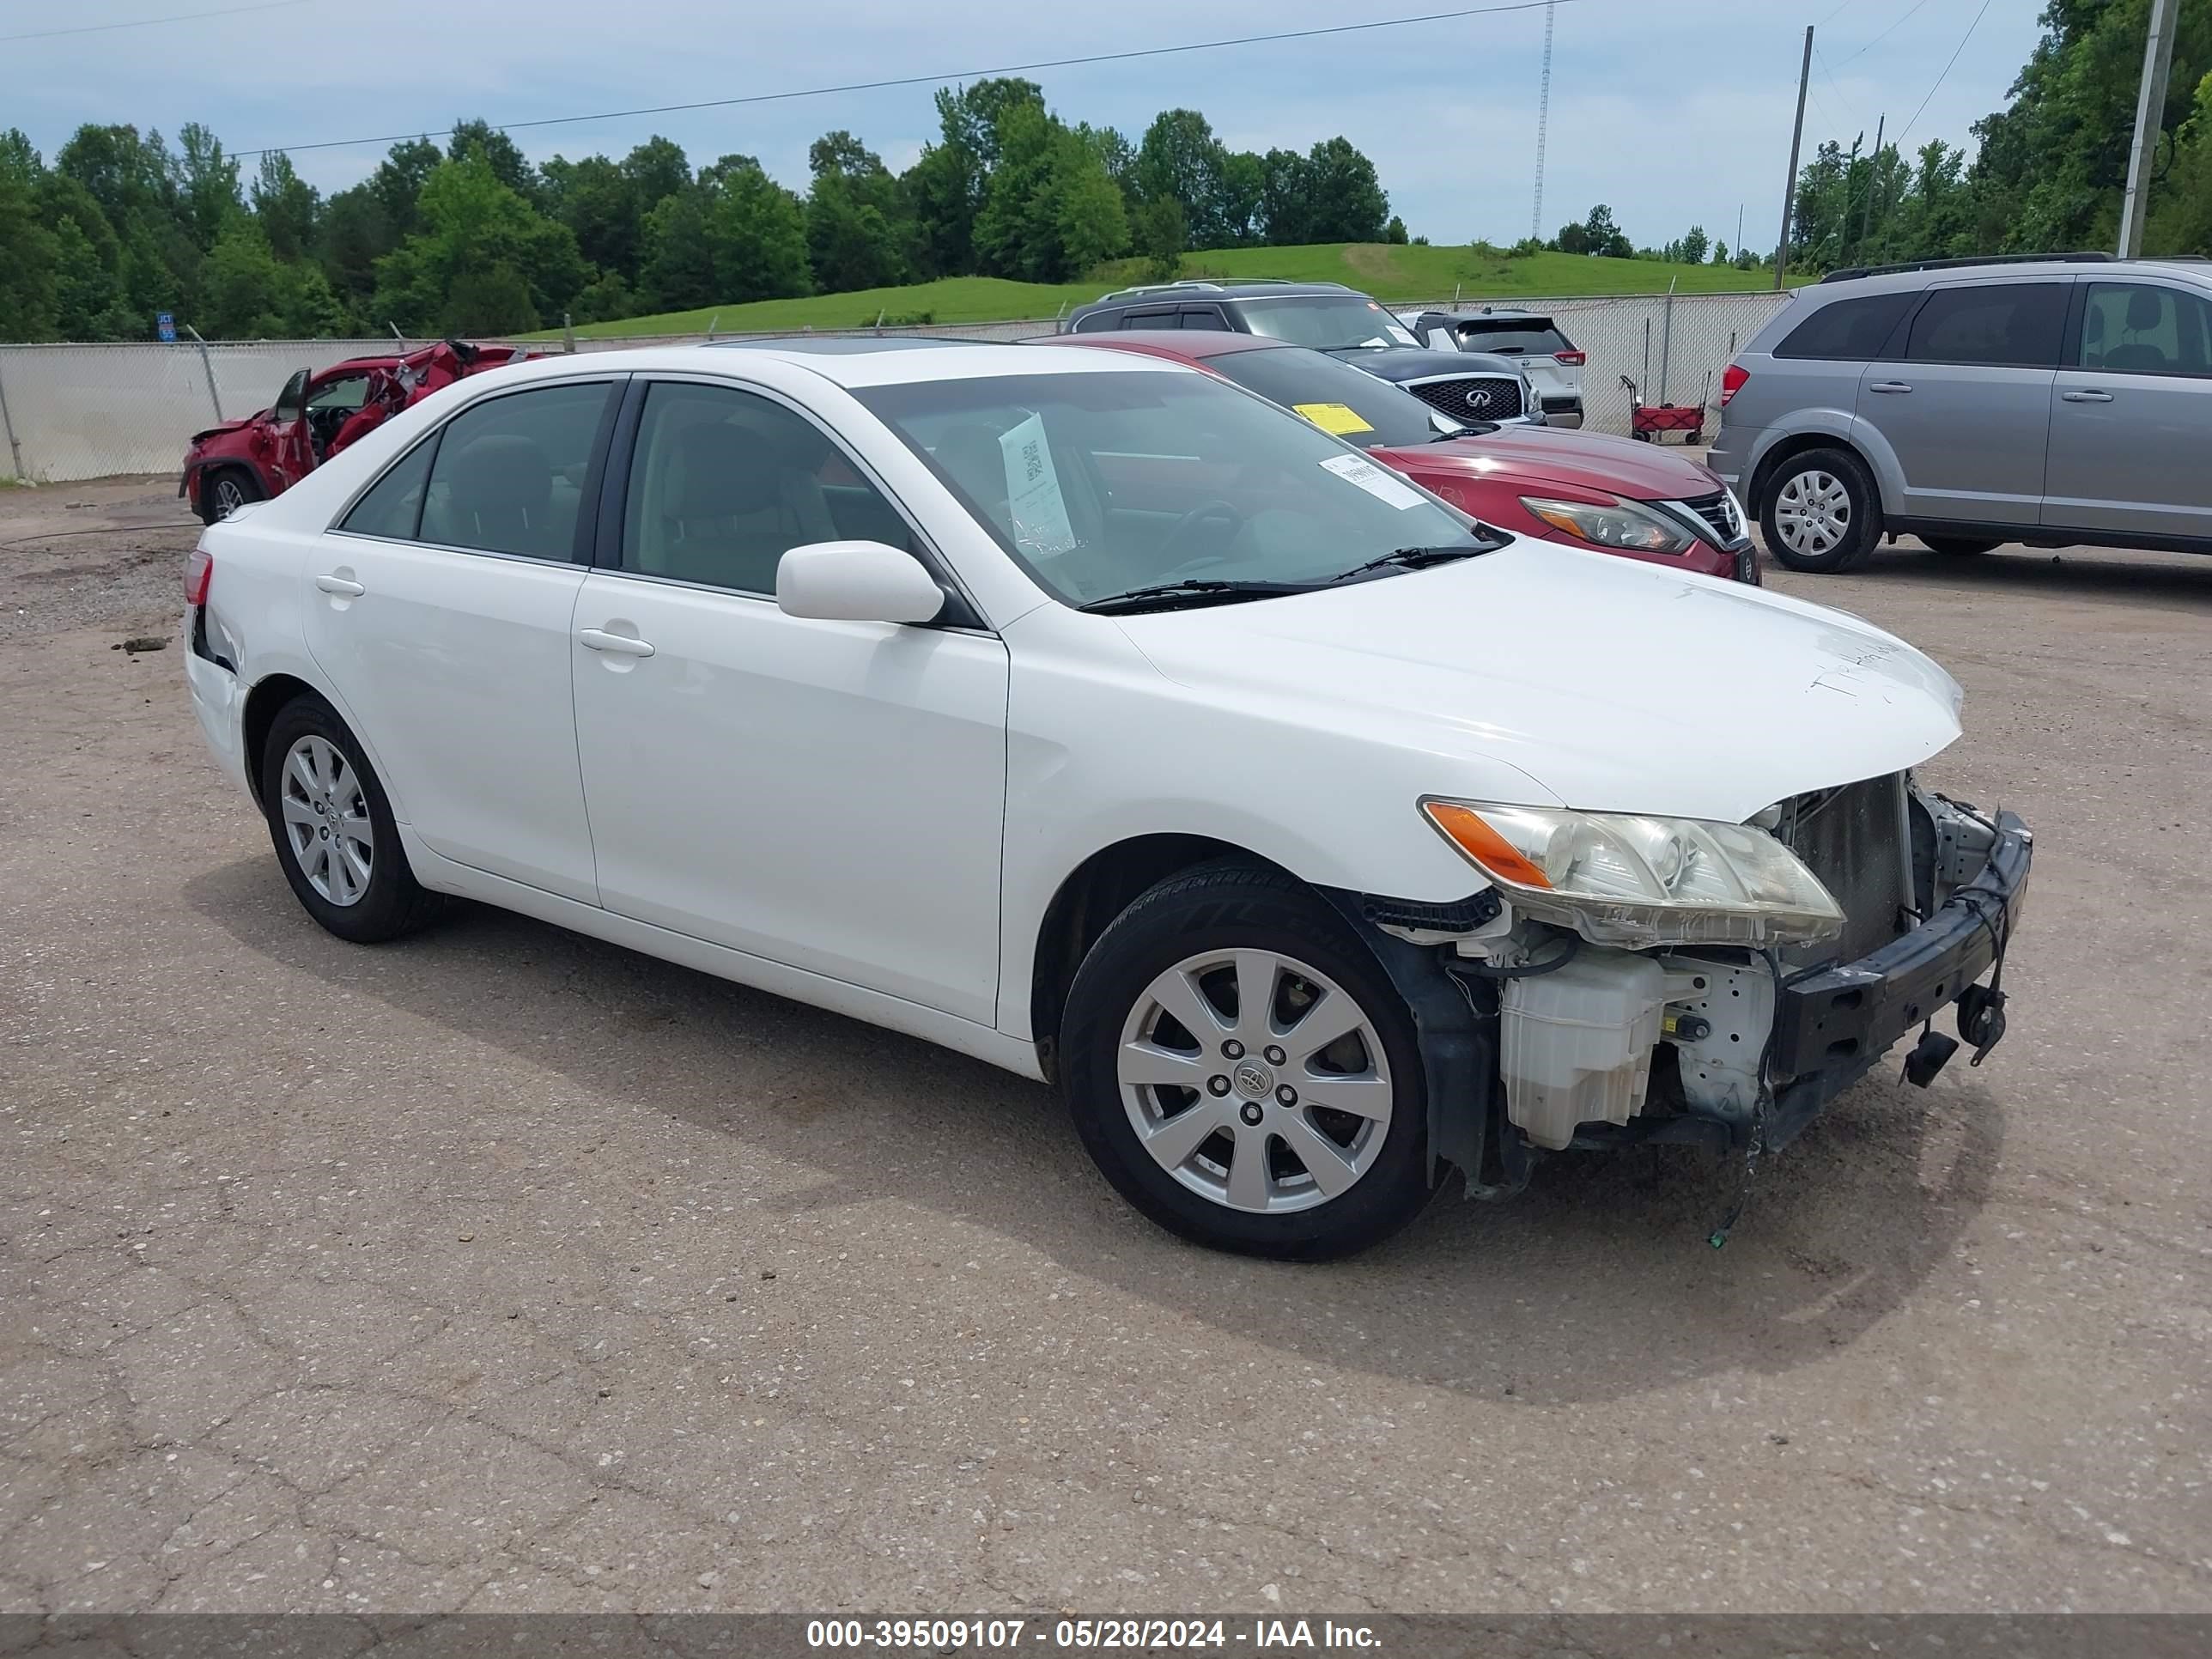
2061, 389, 2114, 403
1868, 380, 1913, 394
578, 627, 655, 658
314, 574, 366, 597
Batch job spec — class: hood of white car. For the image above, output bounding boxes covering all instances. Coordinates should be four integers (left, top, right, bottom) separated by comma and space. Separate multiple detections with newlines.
1115, 539, 1964, 823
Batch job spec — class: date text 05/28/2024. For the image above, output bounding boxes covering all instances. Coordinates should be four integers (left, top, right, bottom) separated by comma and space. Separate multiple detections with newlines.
805, 1619, 1382, 1650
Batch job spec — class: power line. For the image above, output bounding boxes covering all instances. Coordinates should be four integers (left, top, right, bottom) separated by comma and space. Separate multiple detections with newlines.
1836, 0, 1935, 67
1895, 0, 1996, 148
229, 0, 1585, 160
1, 0, 313, 44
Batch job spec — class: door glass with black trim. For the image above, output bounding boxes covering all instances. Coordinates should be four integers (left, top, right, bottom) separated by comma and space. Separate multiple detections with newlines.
2079, 283, 2212, 375
1905, 283, 2066, 369
417, 381, 612, 560
619, 381, 920, 595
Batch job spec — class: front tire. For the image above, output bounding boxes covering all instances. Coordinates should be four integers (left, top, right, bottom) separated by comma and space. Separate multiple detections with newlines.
258, 693, 442, 943
1060, 860, 1432, 1261
198, 467, 259, 526
1761, 447, 1881, 573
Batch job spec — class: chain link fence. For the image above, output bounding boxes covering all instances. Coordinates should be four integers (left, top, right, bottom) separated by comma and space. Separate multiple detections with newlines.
0, 292, 1795, 485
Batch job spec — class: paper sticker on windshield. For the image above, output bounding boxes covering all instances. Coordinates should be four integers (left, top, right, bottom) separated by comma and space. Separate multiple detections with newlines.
1319, 452, 1425, 510
1386, 324, 1419, 345
1291, 401, 1376, 437
998, 411, 1077, 558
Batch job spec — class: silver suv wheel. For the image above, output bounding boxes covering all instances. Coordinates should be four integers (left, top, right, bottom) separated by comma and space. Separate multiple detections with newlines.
1774, 468, 1852, 561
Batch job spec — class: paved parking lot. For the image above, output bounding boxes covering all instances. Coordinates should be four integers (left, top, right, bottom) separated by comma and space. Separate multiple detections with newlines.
3, 478, 2209, 1614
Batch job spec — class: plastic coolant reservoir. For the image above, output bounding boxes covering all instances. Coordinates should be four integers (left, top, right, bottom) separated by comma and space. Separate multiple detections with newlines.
1498, 951, 1668, 1150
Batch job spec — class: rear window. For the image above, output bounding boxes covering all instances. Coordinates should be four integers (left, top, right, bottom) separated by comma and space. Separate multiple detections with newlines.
1453, 321, 1572, 356
1773, 293, 1916, 362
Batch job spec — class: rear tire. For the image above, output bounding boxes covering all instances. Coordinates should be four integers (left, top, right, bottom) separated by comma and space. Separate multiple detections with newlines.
1060, 860, 1433, 1261
258, 693, 443, 944
1923, 536, 2000, 556
1759, 447, 1881, 573
198, 467, 258, 526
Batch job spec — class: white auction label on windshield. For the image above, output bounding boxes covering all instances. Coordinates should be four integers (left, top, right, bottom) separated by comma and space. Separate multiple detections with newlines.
998, 412, 1078, 558
1318, 451, 1426, 510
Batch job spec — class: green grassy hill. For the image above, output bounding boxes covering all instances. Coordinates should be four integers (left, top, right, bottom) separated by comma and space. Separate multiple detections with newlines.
539, 243, 1800, 340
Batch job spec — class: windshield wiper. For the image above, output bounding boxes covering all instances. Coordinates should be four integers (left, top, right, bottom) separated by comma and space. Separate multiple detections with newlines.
1325, 543, 1501, 585
1077, 578, 1316, 616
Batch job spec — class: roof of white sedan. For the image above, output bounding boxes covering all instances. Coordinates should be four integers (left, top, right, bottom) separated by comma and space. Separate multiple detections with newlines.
511, 337, 1178, 390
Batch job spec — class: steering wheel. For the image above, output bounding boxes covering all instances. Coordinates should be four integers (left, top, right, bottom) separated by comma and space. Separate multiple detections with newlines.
1155, 500, 1244, 568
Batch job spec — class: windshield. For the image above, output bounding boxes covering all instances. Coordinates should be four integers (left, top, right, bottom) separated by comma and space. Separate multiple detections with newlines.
852, 369, 1487, 608
1207, 346, 1467, 449
1235, 296, 1420, 351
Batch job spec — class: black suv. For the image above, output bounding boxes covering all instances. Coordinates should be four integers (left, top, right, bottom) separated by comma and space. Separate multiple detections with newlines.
1063, 280, 1537, 425
1064, 279, 1425, 349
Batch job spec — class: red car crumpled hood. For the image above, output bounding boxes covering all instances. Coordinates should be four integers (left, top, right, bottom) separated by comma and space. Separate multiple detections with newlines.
1382, 428, 1722, 502
188, 417, 258, 446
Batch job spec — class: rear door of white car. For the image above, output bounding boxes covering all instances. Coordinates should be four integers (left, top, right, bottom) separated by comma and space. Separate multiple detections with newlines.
567, 374, 1010, 1023
306, 377, 620, 903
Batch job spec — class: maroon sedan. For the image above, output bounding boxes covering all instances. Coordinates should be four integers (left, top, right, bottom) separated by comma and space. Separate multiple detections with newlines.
1040, 331, 1755, 583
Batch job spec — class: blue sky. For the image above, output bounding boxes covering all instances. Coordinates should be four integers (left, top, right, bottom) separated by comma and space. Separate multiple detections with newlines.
9, 0, 2046, 256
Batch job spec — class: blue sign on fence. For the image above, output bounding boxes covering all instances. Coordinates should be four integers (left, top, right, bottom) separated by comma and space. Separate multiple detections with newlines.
156, 312, 175, 343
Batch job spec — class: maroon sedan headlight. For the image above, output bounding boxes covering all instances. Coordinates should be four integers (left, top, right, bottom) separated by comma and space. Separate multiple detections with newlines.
1520, 495, 1697, 556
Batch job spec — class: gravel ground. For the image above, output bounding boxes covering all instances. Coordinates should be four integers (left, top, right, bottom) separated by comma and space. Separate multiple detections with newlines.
3, 477, 2209, 1616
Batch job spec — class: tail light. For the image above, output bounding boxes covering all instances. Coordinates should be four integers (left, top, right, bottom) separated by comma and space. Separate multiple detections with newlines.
1719, 363, 1749, 407
1553, 349, 1587, 366
185, 545, 213, 607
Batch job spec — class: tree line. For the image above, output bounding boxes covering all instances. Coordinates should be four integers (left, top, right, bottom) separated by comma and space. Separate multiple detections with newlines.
0, 79, 1396, 343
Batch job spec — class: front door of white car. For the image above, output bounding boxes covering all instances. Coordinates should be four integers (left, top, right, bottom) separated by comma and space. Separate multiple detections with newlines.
306, 379, 618, 903
567, 378, 1010, 1024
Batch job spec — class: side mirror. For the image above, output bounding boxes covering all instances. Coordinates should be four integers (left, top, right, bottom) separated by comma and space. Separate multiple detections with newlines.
776, 541, 945, 625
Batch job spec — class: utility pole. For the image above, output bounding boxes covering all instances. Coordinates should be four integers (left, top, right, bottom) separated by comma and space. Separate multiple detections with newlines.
1856, 113, 1885, 264
1531, 0, 1555, 241
1775, 24, 1814, 291
2118, 0, 2180, 256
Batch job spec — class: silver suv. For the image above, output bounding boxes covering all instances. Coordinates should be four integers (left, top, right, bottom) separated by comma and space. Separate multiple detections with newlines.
1708, 253, 2212, 573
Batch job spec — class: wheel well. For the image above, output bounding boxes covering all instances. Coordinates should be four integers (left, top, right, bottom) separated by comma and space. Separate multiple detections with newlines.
1030, 834, 1279, 1080
1748, 432, 1871, 520
240, 673, 318, 806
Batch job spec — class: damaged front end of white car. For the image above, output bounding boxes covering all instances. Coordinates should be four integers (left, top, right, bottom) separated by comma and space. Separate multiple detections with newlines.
1340, 773, 2030, 1213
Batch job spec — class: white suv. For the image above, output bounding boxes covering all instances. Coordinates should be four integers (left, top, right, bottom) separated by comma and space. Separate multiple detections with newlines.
184, 338, 2028, 1258
1406, 308, 1587, 426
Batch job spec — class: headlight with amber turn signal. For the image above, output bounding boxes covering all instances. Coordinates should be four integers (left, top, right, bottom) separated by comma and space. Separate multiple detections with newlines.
1521, 495, 1696, 555
1422, 799, 1844, 949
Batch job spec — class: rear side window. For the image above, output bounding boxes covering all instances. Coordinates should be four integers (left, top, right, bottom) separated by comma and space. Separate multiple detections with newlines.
1773, 293, 1915, 362
2080, 283, 2212, 376
1905, 283, 2067, 368
339, 437, 436, 539
1455, 322, 1572, 356
417, 381, 613, 561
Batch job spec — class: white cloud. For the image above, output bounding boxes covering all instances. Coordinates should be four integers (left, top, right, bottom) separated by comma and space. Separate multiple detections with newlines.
9, 0, 2046, 253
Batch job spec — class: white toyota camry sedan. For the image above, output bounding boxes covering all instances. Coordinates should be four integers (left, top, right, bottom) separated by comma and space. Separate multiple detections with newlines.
184, 338, 2030, 1258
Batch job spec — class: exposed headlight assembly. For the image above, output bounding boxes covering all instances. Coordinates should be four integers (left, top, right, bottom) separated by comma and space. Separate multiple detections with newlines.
1422, 799, 1844, 949
1521, 495, 1695, 555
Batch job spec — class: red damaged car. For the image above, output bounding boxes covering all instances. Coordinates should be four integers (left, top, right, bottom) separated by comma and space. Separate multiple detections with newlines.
1042, 331, 1756, 583
180, 339, 533, 523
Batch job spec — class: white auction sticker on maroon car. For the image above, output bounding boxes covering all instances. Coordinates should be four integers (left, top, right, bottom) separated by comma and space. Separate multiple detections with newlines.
1318, 452, 1425, 510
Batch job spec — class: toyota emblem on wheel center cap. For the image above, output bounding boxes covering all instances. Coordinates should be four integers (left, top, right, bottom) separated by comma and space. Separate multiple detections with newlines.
1233, 1061, 1274, 1099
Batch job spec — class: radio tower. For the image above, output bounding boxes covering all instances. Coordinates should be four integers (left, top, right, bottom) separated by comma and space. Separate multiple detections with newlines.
1531, 0, 1554, 240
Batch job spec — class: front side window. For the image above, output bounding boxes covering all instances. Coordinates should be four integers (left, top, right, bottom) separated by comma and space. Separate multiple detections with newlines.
854, 368, 1491, 608
1905, 283, 2067, 369
418, 380, 611, 561
307, 374, 371, 412
1206, 344, 1467, 448
1233, 296, 1419, 350
1775, 293, 1915, 362
2080, 283, 2212, 376
620, 381, 917, 595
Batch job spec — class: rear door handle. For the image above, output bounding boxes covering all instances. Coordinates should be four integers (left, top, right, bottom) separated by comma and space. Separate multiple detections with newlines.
2061, 389, 2114, 403
1869, 380, 1913, 394
314, 574, 366, 597
578, 628, 655, 658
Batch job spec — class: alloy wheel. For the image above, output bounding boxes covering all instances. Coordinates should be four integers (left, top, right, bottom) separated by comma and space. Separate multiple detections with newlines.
211, 475, 248, 519
1774, 469, 1852, 559
1116, 948, 1394, 1214
278, 734, 374, 906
